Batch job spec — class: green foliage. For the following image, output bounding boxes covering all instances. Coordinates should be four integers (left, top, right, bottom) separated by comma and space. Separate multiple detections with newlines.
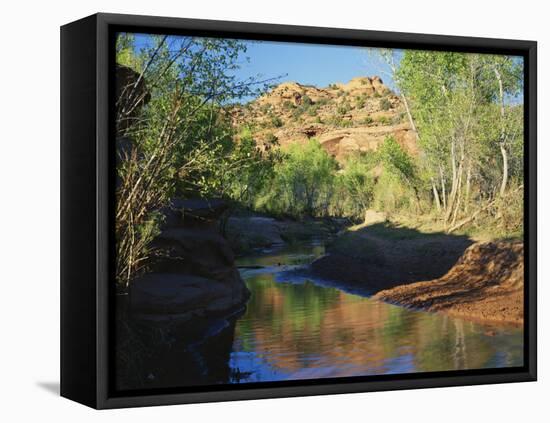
377, 116, 391, 125
337, 154, 376, 219
270, 114, 283, 127
380, 136, 417, 184
379, 98, 392, 111
256, 139, 337, 218
394, 50, 524, 233
258, 103, 272, 114
361, 116, 374, 125
337, 102, 351, 115
114, 32, 276, 288
339, 119, 353, 128
283, 100, 295, 110
301, 95, 313, 106
265, 132, 279, 144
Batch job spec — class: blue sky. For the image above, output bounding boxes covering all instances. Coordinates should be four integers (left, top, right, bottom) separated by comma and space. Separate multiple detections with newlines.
128, 34, 522, 104
130, 34, 397, 92
235, 40, 396, 90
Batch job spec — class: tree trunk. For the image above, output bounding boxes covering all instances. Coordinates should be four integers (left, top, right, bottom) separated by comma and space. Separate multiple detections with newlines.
401, 93, 420, 141
499, 143, 509, 197
494, 66, 508, 197
440, 165, 447, 212
432, 179, 441, 212
445, 139, 459, 223
464, 164, 472, 213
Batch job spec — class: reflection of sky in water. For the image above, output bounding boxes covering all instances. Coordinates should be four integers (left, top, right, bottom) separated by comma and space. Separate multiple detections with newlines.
230, 243, 523, 384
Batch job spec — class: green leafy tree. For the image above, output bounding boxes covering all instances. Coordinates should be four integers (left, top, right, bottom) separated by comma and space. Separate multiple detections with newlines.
114, 33, 277, 289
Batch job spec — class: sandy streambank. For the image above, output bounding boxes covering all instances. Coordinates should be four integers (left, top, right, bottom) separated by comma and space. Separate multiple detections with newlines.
373, 241, 524, 325
311, 221, 473, 295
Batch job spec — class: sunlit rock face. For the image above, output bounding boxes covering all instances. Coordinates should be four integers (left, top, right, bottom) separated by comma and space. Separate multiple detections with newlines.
230, 76, 417, 162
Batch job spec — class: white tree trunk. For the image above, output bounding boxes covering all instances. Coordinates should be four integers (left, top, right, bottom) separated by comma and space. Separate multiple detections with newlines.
494, 66, 508, 197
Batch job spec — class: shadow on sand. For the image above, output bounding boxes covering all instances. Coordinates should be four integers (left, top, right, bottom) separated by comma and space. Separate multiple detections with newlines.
311, 221, 474, 295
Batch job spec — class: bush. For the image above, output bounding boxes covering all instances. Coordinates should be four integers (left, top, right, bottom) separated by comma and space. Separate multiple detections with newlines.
361, 116, 374, 125
337, 102, 351, 115
259, 103, 272, 114
377, 116, 391, 125
340, 119, 353, 128
265, 132, 279, 144
301, 95, 313, 106
270, 115, 283, 127
292, 107, 304, 120
379, 98, 392, 111
283, 100, 295, 110
258, 139, 337, 217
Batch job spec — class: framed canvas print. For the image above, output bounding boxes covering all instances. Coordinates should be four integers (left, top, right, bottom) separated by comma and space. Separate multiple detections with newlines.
60, 13, 537, 409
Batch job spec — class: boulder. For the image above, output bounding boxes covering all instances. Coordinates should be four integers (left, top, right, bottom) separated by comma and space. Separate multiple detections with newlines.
130, 273, 248, 317
130, 198, 250, 320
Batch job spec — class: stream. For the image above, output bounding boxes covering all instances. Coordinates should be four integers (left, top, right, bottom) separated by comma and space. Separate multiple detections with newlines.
228, 241, 523, 383
117, 241, 524, 390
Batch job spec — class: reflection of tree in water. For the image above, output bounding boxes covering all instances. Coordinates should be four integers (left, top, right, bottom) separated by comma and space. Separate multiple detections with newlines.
232, 264, 522, 381
453, 319, 467, 369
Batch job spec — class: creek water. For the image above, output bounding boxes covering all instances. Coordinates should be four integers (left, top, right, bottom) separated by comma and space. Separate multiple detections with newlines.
227, 241, 523, 383
116, 241, 524, 390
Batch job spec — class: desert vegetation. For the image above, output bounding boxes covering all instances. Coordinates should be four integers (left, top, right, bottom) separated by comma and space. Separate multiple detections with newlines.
114, 33, 525, 390
115, 34, 524, 289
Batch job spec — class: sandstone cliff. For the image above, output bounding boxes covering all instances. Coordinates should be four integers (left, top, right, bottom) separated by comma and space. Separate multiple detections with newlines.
230, 76, 417, 161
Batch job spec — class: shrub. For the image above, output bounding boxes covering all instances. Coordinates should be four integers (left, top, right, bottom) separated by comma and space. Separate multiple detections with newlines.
301, 95, 313, 106
283, 100, 295, 110
270, 115, 283, 127
377, 116, 391, 125
337, 102, 351, 115
265, 132, 279, 144
340, 119, 353, 128
361, 116, 374, 125
307, 106, 319, 116
316, 98, 329, 106
292, 107, 304, 120
379, 98, 392, 111
259, 103, 272, 114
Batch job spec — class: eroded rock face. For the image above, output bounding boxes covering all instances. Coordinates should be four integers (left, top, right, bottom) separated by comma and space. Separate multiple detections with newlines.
129, 198, 250, 320
318, 124, 417, 158
231, 76, 417, 162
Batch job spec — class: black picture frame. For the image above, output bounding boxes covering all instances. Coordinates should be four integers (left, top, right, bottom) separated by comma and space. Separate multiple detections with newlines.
60, 12, 537, 409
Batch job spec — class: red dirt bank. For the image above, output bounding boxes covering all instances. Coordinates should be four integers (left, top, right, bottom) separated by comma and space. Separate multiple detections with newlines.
373, 241, 524, 325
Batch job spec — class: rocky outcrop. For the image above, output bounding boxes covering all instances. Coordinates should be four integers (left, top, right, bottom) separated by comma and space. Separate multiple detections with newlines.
231, 76, 416, 161
129, 198, 250, 321
318, 124, 417, 158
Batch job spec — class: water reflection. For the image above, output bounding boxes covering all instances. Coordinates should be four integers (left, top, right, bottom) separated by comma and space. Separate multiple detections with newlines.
229, 244, 523, 383
116, 242, 523, 390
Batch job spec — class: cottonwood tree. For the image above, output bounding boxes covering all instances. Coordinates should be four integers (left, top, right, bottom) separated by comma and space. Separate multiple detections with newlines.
395, 50, 523, 230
